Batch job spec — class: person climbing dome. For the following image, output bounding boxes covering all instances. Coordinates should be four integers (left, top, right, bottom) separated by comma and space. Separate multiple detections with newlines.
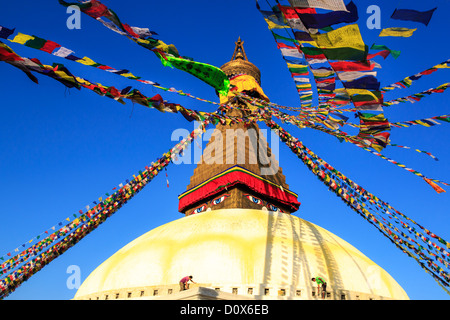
312, 276, 327, 299
179, 275, 196, 291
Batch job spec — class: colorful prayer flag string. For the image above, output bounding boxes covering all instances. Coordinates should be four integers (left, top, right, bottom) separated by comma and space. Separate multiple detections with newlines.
0, 25, 224, 108
381, 59, 450, 93
383, 83, 450, 107
264, 119, 450, 293
57, 0, 230, 96
0, 120, 209, 299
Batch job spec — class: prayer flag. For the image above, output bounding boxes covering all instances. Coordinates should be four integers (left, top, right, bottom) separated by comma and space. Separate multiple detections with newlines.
302, 45, 368, 61
312, 24, 364, 50
423, 178, 446, 194
287, 0, 348, 12
23, 35, 47, 50
296, 1, 358, 29
436, 116, 450, 123
287, 62, 309, 74
277, 5, 315, 31
343, 75, 380, 90
391, 8, 437, 26
40, 40, 61, 54
278, 43, 304, 59
330, 61, 376, 72
379, 27, 417, 38
264, 18, 289, 30
370, 44, 401, 59
0, 26, 15, 39
293, 31, 314, 42
9, 32, 34, 45
53, 47, 74, 58
76, 56, 99, 66
155, 53, 230, 96
311, 24, 368, 61
259, 10, 290, 29
311, 67, 334, 78
367, 50, 391, 60
82, 0, 110, 19
358, 112, 390, 128
0, 41, 38, 83
347, 89, 382, 102
338, 71, 377, 81
0, 41, 23, 62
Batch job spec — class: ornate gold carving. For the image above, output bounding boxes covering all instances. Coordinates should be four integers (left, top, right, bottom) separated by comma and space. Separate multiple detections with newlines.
220, 37, 261, 84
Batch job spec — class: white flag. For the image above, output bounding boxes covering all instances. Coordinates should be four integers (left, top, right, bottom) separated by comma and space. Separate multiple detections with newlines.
280, 48, 304, 59
288, 0, 348, 12
338, 71, 377, 82
53, 47, 74, 58
293, 77, 310, 83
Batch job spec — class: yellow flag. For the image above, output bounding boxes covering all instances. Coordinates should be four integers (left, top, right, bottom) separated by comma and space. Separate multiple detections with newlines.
346, 88, 380, 101
287, 62, 306, 69
264, 18, 289, 29
379, 28, 417, 38
372, 144, 385, 152
120, 72, 138, 79
75, 77, 90, 85
402, 78, 413, 86
435, 63, 450, 69
415, 120, 432, 127
298, 40, 319, 47
9, 33, 34, 45
311, 24, 365, 51
136, 38, 150, 45
76, 56, 98, 66
311, 69, 335, 78
154, 40, 179, 56
54, 70, 76, 83
296, 84, 312, 89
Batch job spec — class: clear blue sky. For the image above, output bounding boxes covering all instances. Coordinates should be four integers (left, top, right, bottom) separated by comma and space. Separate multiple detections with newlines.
0, 0, 449, 300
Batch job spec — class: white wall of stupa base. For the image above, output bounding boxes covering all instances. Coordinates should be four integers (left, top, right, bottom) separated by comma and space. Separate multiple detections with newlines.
75, 283, 399, 300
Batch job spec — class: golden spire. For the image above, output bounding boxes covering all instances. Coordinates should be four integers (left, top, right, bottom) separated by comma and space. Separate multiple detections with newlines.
220, 37, 261, 85
231, 37, 248, 61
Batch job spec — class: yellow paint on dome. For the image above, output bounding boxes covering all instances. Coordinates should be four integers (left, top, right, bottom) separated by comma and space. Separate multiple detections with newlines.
74, 209, 409, 300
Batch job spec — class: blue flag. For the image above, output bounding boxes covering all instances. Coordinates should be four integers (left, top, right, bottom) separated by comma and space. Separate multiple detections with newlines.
0, 26, 15, 39
391, 8, 437, 26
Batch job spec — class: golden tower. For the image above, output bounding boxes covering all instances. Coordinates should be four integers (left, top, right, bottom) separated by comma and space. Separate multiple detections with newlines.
179, 37, 300, 216
73, 39, 409, 300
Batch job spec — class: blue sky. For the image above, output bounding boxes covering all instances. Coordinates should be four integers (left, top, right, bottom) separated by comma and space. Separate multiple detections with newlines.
0, 0, 449, 300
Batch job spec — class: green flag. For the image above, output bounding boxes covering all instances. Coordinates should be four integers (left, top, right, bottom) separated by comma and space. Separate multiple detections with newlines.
157, 53, 230, 96
302, 45, 368, 61
371, 44, 401, 59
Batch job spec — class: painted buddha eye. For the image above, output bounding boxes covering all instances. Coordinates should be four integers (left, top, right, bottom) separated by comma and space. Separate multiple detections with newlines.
268, 204, 282, 213
245, 194, 263, 205
211, 194, 229, 206
192, 205, 206, 214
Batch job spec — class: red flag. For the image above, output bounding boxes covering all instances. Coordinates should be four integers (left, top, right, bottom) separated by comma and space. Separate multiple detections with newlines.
40, 40, 61, 54
82, 0, 110, 19
330, 61, 376, 72
423, 178, 446, 194
278, 5, 316, 20
367, 50, 390, 60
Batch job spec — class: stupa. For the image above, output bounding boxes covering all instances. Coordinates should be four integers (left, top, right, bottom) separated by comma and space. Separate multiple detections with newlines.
73, 38, 409, 300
